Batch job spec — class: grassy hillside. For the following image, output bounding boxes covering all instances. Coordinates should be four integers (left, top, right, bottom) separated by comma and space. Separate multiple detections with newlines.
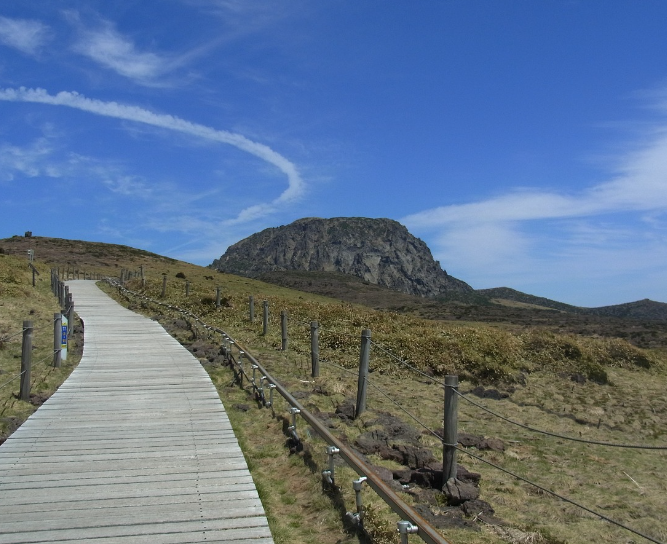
0, 252, 82, 442
107, 260, 665, 544
2, 235, 666, 544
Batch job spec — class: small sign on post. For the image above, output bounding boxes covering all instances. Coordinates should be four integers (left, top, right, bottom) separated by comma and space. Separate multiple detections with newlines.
61, 314, 68, 361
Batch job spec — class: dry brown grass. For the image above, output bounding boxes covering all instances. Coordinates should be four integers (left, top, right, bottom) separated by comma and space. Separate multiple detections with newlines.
100, 268, 667, 544
0, 254, 81, 441
2, 236, 659, 544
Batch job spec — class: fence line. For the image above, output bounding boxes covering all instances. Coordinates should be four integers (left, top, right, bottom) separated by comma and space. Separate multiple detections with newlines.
334, 362, 667, 544
455, 445, 664, 544
0, 328, 29, 344
453, 388, 667, 450
111, 276, 666, 544
0, 370, 27, 391
370, 340, 445, 385
110, 279, 451, 544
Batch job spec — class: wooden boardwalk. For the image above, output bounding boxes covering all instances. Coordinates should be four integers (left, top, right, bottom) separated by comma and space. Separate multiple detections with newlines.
0, 280, 274, 544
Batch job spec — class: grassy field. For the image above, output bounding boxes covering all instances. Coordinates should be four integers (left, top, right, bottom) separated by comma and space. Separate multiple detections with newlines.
2, 236, 665, 544
0, 253, 82, 442
103, 262, 666, 544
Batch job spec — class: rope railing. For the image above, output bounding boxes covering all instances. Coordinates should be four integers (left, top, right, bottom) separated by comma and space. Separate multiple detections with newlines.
110, 277, 666, 544
455, 445, 665, 544
370, 340, 445, 385
0, 328, 29, 343
0, 370, 27, 391
358, 371, 667, 544
110, 279, 451, 544
453, 387, 667, 450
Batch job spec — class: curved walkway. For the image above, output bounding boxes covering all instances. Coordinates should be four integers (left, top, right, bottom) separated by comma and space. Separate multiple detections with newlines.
0, 280, 273, 544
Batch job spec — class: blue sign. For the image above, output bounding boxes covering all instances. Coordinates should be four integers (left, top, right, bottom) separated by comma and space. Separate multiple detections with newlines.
61, 315, 68, 361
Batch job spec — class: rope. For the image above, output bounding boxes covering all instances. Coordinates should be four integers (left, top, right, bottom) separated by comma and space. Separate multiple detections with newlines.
31, 350, 59, 368
364, 377, 445, 443
455, 446, 665, 544
112, 278, 665, 543
370, 340, 445, 385
453, 389, 667, 450
0, 370, 27, 391
318, 357, 358, 378
0, 329, 28, 343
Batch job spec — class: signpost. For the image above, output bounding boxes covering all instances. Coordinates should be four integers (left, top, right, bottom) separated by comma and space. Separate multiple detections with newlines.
61, 315, 68, 361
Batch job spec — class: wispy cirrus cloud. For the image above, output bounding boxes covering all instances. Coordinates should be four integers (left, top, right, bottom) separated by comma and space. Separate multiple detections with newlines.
401, 105, 667, 303
0, 16, 50, 56
65, 13, 199, 86
0, 137, 61, 181
0, 87, 305, 225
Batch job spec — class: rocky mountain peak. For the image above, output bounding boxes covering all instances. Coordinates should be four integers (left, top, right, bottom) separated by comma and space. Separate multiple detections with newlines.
210, 217, 472, 297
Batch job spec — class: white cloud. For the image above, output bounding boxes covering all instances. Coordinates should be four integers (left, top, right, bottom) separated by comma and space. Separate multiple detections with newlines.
73, 25, 170, 83
101, 175, 152, 198
404, 120, 667, 232
401, 103, 667, 304
0, 138, 59, 181
0, 87, 305, 224
65, 13, 202, 86
0, 16, 50, 56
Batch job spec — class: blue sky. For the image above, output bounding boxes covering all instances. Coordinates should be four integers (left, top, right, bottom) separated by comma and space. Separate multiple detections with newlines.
1, 1, 667, 307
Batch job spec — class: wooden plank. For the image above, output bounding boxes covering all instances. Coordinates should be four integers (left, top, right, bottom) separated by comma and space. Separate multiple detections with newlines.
0, 280, 274, 544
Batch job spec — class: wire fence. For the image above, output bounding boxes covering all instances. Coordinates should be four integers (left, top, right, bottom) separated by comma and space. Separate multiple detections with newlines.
111, 278, 666, 544
0, 328, 29, 344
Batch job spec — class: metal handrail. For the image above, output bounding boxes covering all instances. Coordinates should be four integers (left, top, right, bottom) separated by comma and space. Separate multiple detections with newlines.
110, 280, 451, 544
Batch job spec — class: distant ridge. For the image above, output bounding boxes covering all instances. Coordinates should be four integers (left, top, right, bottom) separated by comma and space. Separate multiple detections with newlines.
588, 299, 667, 320
211, 217, 473, 298
2, 233, 665, 322
476, 287, 584, 313
478, 287, 667, 321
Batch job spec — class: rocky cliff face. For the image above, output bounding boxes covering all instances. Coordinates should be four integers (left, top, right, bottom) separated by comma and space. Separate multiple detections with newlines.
211, 217, 472, 297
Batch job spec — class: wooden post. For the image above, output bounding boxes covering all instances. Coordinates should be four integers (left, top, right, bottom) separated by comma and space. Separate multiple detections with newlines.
281, 311, 288, 351
20, 321, 33, 401
53, 313, 62, 368
67, 300, 74, 339
262, 301, 269, 336
355, 329, 371, 418
443, 375, 459, 484
161, 274, 167, 298
216, 287, 221, 308
311, 321, 319, 378
185, 281, 190, 297
249, 296, 255, 322
32, 266, 36, 287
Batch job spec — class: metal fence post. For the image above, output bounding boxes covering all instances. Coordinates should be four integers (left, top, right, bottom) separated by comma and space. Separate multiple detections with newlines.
53, 313, 62, 368
311, 320, 319, 378
262, 301, 269, 336
355, 329, 371, 418
281, 311, 288, 351
249, 296, 255, 323
20, 321, 33, 401
443, 375, 459, 483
